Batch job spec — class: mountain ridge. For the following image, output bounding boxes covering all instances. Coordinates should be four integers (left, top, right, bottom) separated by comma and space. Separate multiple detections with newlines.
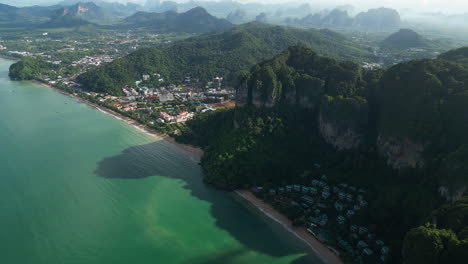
76, 22, 374, 95
120, 7, 233, 33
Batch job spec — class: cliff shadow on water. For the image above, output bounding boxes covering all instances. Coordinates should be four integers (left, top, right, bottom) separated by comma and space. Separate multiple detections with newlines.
94, 140, 318, 264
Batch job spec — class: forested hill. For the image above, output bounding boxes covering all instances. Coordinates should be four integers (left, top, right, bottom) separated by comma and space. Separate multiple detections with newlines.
120, 7, 233, 33
176, 46, 468, 263
381, 29, 429, 49
77, 22, 374, 95
439, 47, 468, 66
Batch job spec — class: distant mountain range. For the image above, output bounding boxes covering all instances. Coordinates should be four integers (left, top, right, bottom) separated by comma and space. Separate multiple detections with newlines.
287, 7, 401, 31
0, 2, 122, 28
121, 7, 233, 33
0, 2, 232, 33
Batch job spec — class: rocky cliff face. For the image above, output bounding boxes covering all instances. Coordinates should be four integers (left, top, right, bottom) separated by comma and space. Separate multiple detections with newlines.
319, 114, 364, 151
377, 136, 426, 169
236, 46, 468, 203
318, 95, 368, 151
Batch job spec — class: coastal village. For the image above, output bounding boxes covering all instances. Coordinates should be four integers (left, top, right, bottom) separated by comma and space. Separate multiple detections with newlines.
61, 73, 235, 134
251, 171, 390, 264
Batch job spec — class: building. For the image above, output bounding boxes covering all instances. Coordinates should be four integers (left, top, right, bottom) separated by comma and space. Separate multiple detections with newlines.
159, 112, 176, 122
176, 111, 193, 122
159, 93, 174, 102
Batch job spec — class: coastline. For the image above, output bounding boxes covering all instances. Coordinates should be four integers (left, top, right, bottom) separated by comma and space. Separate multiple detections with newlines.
30, 80, 204, 159
0, 54, 20, 61
29, 79, 339, 263
235, 190, 343, 264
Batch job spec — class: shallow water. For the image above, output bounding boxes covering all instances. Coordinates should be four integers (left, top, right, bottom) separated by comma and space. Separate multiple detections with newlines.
0, 58, 322, 264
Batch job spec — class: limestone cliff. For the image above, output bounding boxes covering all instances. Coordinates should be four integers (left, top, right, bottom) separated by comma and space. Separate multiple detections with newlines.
318, 95, 368, 151
376, 136, 426, 169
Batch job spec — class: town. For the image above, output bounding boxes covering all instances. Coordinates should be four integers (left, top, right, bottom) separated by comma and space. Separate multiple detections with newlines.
76, 76, 235, 134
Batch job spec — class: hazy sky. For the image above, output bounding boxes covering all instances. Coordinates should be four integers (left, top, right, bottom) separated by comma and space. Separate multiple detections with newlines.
3, 0, 468, 13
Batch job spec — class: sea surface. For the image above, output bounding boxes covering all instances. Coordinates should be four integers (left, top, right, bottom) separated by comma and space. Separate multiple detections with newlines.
0, 58, 322, 264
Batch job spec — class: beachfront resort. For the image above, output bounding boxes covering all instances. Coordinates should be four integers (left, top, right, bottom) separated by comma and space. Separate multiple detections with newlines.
251, 173, 390, 264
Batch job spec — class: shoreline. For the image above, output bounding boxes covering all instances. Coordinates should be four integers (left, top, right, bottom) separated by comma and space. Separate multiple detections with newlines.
31, 80, 204, 159
0, 54, 19, 61
235, 190, 343, 264
29, 79, 338, 263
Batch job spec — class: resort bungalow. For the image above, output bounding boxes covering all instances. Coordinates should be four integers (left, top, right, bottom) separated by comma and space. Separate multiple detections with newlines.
338, 192, 347, 200
337, 215, 346, 225
302, 186, 310, 194
322, 191, 331, 199
311, 180, 320, 186
293, 185, 301, 192
375, 240, 385, 248
253, 186, 264, 193
381, 247, 390, 255
350, 225, 358, 233
362, 248, 374, 257
357, 240, 368, 249
359, 227, 369, 235
367, 233, 376, 242
286, 185, 293, 192
338, 239, 354, 254
346, 194, 354, 202
346, 209, 355, 218
359, 200, 369, 207
319, 214, 329, 226
269, 189, 277, 195
278, 187, 285, 194
333, 186, 340, 193
310, 187, 318, 195
335, 201, 345, 211
301, 195, 315, 205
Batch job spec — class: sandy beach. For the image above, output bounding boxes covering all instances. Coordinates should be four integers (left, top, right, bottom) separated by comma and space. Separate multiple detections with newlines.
235, 190, 343, 264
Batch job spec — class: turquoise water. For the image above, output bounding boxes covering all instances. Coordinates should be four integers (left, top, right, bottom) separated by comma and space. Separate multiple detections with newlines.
0, 58, 322, 264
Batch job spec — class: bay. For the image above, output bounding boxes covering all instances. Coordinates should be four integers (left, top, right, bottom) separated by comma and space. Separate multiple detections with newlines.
0, 58, 322, 264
